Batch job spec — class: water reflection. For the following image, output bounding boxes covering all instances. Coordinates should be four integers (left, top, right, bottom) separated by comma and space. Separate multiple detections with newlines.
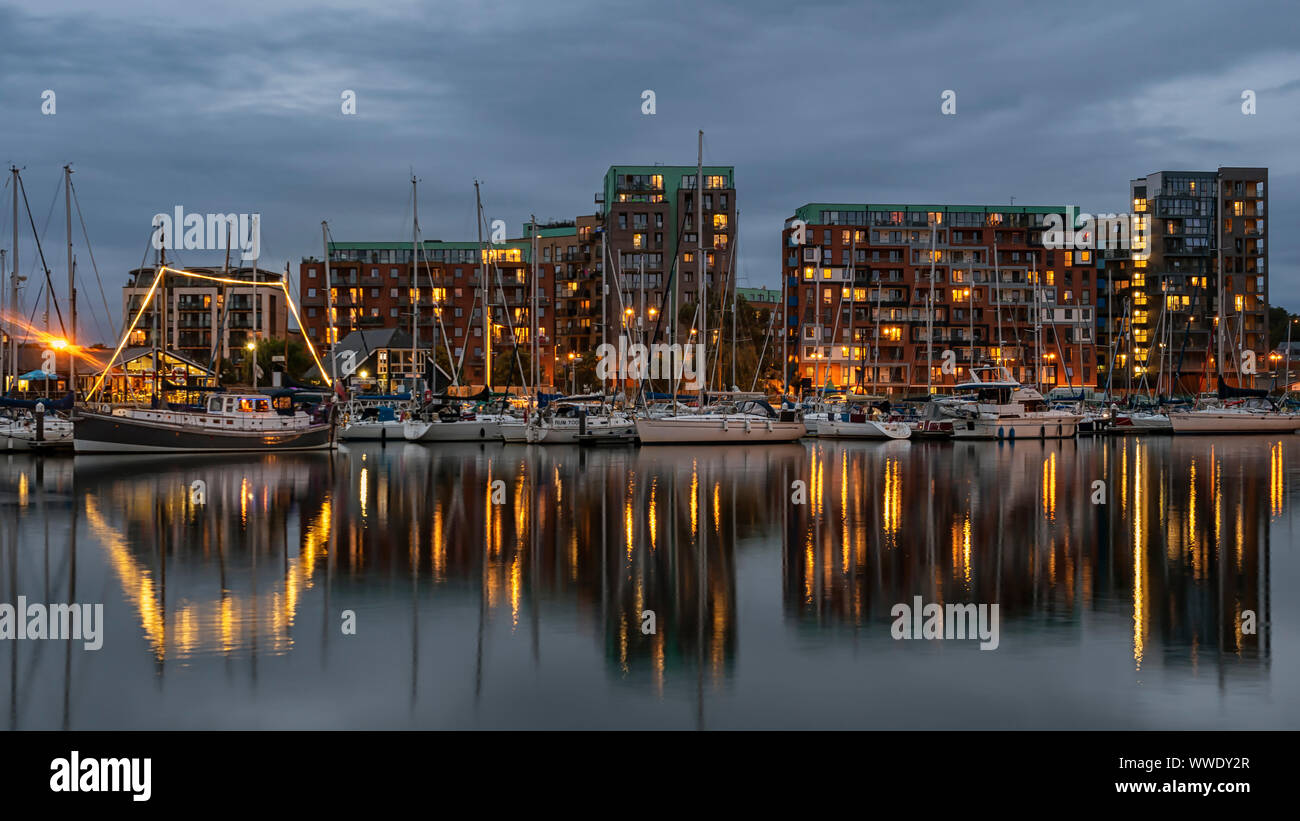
0, 434, 1287, 729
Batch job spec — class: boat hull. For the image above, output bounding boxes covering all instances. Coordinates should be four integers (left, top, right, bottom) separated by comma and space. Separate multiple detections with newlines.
635, 416, 805, 444
2, 420, 75, 451
1169, 412, 1300, 434
815, 418, 912, 440
339, 420, 406, 441
499, 421, 528, 442
403, 420, 502, 442
949, 414, 1081, 440
73, 411, 334, 453
526, 419, 635, 444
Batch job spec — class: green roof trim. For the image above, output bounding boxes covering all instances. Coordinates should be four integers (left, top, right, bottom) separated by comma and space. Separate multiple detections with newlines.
737, 287, 780, 303
792, 203, 1069, 221
518, 225, 578, 239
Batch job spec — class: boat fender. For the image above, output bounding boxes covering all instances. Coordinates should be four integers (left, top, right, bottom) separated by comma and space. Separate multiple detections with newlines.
766, 419, 773, 432
745, 418, 751, 433
723, 418, 728, 431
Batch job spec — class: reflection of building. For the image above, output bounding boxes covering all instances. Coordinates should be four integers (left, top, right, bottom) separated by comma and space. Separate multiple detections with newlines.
122, 265, 289, 368
782, 437, 1270, 674
782, 204, 1098, 395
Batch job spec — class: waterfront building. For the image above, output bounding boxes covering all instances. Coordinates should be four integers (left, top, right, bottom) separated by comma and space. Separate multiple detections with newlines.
1097, 167, 1268, 396
298, 164, 736, 393
781, 204, 1097, 396
121, 265, 288, 371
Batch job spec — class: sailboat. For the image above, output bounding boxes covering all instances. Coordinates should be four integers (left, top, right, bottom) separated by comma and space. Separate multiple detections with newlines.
814, 397, 911, 440
1168, 216, 1300, 434
1168, 377, 1300, 433
634, 131, 805, 446
1, 166, 80, 450
75, 219, 337, 453
338, 393, 413, 441
523, 395, 635, 443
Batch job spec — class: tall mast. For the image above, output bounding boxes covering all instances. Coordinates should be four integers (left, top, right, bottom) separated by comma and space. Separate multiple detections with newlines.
1216, 179, 1224, 386
250, 215, 258, 391
781, 239, 788, 401
154, 236, 162, 405
322, 221, 337, 392
992, 241, 1003, 371
530, 214, 539, 397
475, 180, 489, 392
968, 260, 975, 374
0, 247, 6, 392
601, 210, 608, 383
872, 263, 883, 395
65, 165, 76, 399
730, 212, 738, 390
411, 174, 419, 392
926, 219, 936, 395
696, 129, 705, 404
1033, 259, 1041, 391
11, 166, 19, 386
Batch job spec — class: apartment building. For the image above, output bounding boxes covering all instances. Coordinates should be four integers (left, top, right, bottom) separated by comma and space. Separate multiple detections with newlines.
122, 265, 288, 369
781, 204, 1098, 396
1098, 167, 1268, 395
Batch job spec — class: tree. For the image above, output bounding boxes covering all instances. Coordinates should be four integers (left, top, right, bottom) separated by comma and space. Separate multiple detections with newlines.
491, 343, 531, 389
1268, 304, 1296, 350
704, 294, 782, 393
253, 337, 318, 385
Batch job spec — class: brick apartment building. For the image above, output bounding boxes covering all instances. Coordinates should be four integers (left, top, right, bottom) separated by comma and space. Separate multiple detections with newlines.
298, 164, 736, 392
781, 204, 1098, 397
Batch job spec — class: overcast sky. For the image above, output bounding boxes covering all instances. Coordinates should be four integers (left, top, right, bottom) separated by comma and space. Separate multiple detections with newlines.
2, 0, 1297, 345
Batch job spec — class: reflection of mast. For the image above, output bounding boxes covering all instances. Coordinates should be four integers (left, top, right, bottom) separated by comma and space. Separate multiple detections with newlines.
63, 472, 77, 729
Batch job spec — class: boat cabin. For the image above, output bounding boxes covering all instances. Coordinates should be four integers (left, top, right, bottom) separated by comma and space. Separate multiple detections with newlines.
206, 394, 282, 415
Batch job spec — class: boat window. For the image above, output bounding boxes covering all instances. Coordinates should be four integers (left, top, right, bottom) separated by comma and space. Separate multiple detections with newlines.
239, 398, 271, 412
208, 397, 222, 413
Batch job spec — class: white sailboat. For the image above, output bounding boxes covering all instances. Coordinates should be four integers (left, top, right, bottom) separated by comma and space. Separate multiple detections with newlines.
1168, 391, 1300, 433
524, 398, 634, 444
1169, 208, 1300, 434
813, 399, 911, 440
403, 405, 504, 442
633, 131, 805, 446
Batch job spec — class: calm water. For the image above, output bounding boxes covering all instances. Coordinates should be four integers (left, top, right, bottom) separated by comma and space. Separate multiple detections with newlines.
1, 435, 1295, 730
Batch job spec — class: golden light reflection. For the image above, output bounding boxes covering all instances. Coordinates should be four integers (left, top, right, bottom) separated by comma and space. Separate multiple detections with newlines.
1132, 442, 1146, 671
358, 467, 369, 518
882, 457, 901, 543
86, 488, 325, 661
648, 478, 658, 551
1041, 452, 1056, 520
1271, 441, 1284, 518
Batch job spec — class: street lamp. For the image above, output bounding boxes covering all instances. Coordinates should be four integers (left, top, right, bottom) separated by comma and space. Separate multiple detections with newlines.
567, 352, 577, 394
246, 340, 258, 389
